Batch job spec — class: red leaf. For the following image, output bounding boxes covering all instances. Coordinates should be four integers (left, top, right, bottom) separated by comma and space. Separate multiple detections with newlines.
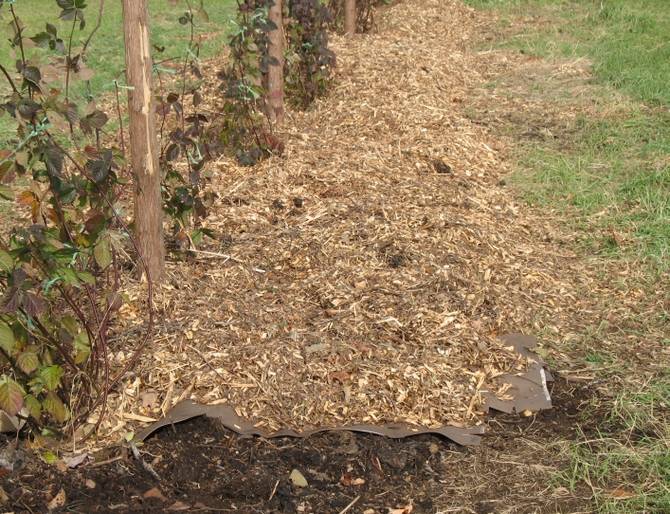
0, 378, 25, 416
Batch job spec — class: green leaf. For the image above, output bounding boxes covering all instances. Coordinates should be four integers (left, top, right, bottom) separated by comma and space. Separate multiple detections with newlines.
93, 235, 112, 269
74, 332, 90, 365
77, 271, 96, 285
58, 267, 80, 286
0, 185, 14, 201
0, 250, 13, 272
24, 394, 42, 420
16, 351, 39, 374
60, 315, 80, 336
31, 31, 53, 49
0, 322, 15, 354
39, 365, 63, 391
42, 450, 59, 464
86, 110, 108, 130
0, 377, 25, 416
22, 66, 41, 86
43, 391, 69, 423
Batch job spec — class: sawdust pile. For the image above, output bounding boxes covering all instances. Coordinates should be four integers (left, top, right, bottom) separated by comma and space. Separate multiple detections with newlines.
100, 0, 578, 438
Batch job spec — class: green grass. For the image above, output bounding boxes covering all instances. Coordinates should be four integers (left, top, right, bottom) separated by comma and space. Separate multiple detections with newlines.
467, 0, 670, 107
467, 0, 670, 270
514, 110, 670, 267
466, 1, 670, 512
0, 0, 237, 140
558, 377, 670, 513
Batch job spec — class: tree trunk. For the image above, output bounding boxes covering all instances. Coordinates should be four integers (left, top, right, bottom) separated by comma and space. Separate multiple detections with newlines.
344, 0, 356, 36
121, 0, 164, 283
266, 0, 285, 125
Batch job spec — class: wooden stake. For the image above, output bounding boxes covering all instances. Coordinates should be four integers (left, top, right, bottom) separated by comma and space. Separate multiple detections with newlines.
267, 0, 285, 125
344, 0, 356, 36
121, 0, 165, 283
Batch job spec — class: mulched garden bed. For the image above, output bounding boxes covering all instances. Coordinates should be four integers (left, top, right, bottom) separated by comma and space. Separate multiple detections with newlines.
83, 0, 581, 449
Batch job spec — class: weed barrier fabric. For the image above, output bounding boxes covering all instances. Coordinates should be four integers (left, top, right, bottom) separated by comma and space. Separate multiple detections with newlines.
136, 334, 552, 446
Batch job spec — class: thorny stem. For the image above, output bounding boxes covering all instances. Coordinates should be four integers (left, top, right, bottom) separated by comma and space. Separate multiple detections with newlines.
45, 133, 156, 432
64, 15, 78, 136
9, 5, 29, 99
180, 0, 195, 132
0, 63, 20, 94
81, 0, 105, 59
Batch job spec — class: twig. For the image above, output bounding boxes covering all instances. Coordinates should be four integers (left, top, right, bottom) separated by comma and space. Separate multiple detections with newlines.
184, 248, 266, 273
189, 344, 225, 381
81, 0, 105, 58
0, 63, 19, 94
89, 455, 123, 468
268, 480, 280, 502
337, 495, 360, 514
129, 442, 161, 481
47, 134, 156, 433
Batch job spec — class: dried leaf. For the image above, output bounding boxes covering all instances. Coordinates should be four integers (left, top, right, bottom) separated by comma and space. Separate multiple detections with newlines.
143, 487, 167, 501
607, 488, 636, 499
388, 504, 413, 514
47, 488, 66, 511
63, 453, 89, 468
289, 469, 308, 488
140, 391, 159, 409
167, 500, 191, 511
0, 378, 25, 416
340, 473, 365, 486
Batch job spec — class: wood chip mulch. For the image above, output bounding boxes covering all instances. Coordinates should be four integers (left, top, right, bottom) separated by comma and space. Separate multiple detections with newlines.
90, 0, 582, 445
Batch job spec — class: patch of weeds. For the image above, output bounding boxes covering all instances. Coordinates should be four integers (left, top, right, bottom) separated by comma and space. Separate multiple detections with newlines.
558, 376, 670, 513
584, 351, 611, 366
468, 2, 670, 269
467, 2, 670, 511
468, 0, 670, 265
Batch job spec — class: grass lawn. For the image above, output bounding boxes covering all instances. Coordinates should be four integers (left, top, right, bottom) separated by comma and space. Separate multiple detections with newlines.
467, 0, 669, 512
0, 0, 237, 140
468, 0, 670, 270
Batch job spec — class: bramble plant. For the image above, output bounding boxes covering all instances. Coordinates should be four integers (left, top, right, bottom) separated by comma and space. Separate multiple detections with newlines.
215, 0, 335, 163
156, 0, 218, 249
216, 0, 282, 166
0, 0, 149, 434
0, 0, 341, 434
285, 0, 336, 108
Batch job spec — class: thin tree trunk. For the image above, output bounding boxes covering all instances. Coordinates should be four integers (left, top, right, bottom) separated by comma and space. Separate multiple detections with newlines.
121, 0, 164, 283
344, 0, 356, 36
266, 0, 284, 125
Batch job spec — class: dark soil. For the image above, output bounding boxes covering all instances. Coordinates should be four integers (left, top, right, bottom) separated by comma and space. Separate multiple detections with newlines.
1, 378, 595, 513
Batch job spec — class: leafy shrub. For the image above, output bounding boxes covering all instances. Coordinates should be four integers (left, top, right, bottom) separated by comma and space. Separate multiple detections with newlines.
155, 2, 218, 248
285, 0, 336, 108
216, 0, 280, 166
0, 0, 138, 432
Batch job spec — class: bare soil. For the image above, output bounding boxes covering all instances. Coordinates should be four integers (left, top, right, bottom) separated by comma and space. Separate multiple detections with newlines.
3, 378, 593, 513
